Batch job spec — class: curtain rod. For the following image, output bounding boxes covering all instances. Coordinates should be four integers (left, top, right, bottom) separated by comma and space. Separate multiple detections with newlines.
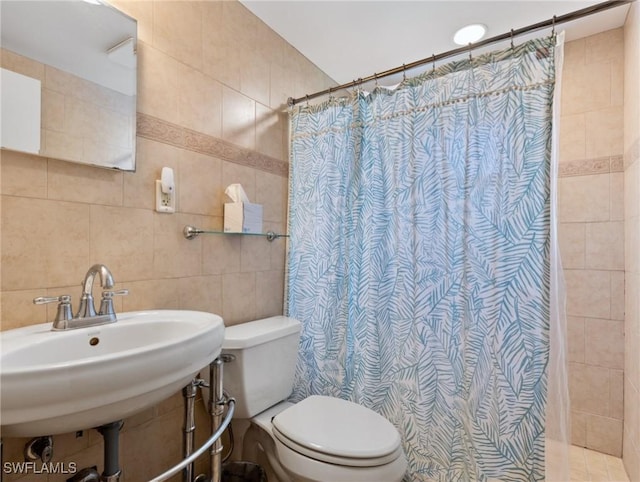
287, 0, 634, 106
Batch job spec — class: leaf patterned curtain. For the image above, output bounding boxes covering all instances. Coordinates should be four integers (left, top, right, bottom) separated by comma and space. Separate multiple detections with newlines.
287, 36, 557, 481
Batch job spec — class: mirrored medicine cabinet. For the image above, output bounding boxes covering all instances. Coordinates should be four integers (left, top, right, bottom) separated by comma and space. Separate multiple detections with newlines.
0, 0, 138, 171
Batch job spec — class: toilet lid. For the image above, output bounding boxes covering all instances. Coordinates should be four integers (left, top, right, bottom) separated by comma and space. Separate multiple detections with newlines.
272, 395, 401, 459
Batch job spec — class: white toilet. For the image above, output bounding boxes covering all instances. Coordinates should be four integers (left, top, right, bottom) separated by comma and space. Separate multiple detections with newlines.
206, 315, 407, 482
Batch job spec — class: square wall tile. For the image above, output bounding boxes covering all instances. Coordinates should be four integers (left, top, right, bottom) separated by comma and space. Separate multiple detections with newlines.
178, 150, 223, 217
569, 362, 610, 416
585, 28, 624, 64
120, 408, 183, 481
559, 114, 586, 162
47, 159, 123, 206
584, 318, 624, 369
572, 410, 588, 446
222, 87, 256, 151
122, 279, 180, 311
222, 272, 256, 325
153, 213, 205, 279
561, 62, 611, 116
255, 103, 285, 161
1, 196, 90, 290
268, 222, 287, 271
558, 223, 585, 269
586, 414, 623, 456
585, 106, 624, 159
0, 150, 47, 198
612, 60, 624, 107
567, 316, 585, 363
559, 175, 610, 223
152, 1, 203, 71
202, 223, 242, 275
256, 270, 285, 319
564, 269, 611, 319
137, 41, 179, 121
240, 56, 271, 108
610, 271, 625, 321
179, 275, 222, 314
177, 64, 223, 139
255, 171, 287, 223
563, 38, 585, 69
1, 289, 48, 331
241, 236, 272, 273
585, 221, 624, 270
89, 205, 154, 282
610, 369, 624, 420
610, 172, 624, 221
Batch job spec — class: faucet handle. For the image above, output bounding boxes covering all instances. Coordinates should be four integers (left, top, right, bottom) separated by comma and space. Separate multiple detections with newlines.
99, 289, 129, 316
101, 289, 129, 298
34, 295, 65, 305
33, 295, 73, 323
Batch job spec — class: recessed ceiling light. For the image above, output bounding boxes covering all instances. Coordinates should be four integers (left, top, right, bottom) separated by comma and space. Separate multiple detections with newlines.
453, 24, 487, 46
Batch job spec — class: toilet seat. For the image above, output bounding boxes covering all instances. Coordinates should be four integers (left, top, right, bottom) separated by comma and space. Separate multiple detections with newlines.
272, 426, 403, 467
272, 395, 402, 467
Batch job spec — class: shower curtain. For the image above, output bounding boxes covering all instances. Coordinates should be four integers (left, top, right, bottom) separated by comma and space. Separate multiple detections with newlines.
287, 36, 567, 481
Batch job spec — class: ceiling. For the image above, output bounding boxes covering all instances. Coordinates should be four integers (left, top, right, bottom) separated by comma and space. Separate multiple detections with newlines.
240, 0, 631, 88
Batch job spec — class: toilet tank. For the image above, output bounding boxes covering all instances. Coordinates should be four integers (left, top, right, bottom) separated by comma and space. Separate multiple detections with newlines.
222, 316, 301, 418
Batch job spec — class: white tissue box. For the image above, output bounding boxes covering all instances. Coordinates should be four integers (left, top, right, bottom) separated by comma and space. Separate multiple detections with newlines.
224, 202, 263, 234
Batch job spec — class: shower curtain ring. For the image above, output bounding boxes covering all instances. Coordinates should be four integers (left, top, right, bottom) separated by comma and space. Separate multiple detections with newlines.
510, 29, 515, 49
402, 64, 406, 81
468, 43, 473, 61
432, 54, 436, 73
552, 15, 556, 36
305, 94, 309, 106
374, 73, 378, 88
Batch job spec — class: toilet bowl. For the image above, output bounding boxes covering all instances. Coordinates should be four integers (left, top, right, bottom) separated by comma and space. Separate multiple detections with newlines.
202, 316, 407, 482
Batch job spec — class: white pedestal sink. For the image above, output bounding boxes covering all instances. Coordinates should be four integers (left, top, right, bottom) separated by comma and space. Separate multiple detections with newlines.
1, 310, 224, 437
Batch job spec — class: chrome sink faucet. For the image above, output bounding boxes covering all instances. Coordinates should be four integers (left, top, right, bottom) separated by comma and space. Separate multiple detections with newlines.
33, 264, 128, 331
76, 264, 115, 318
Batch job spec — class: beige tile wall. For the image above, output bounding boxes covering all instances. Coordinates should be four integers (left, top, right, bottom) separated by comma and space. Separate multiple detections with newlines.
1, 3, 633, 480
0, 48, 135, 170
623, 3, 640, 480
0, 1, 335, 480
558, 28, 626, 457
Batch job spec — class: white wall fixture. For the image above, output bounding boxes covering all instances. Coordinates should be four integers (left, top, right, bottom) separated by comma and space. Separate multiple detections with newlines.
0, 68, 41, 155
155, 166, 176, 213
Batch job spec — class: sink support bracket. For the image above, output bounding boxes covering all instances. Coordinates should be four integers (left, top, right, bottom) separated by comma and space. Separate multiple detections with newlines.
97, 421, 123, 482
150, 358, 236, 482
183, 377, 207, 482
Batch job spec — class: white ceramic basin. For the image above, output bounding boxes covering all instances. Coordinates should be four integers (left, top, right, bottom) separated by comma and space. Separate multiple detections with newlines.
1, 310, 224, 437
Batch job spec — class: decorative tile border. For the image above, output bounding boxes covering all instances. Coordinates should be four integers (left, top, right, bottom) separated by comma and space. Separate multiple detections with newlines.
559, 155, 624, 178
136, 113, 289, 178
135, 113, 634, 181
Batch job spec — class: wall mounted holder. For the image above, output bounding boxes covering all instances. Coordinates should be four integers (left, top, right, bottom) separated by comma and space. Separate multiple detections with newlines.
156, 167, 175, 213
183, 225, 288, 242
